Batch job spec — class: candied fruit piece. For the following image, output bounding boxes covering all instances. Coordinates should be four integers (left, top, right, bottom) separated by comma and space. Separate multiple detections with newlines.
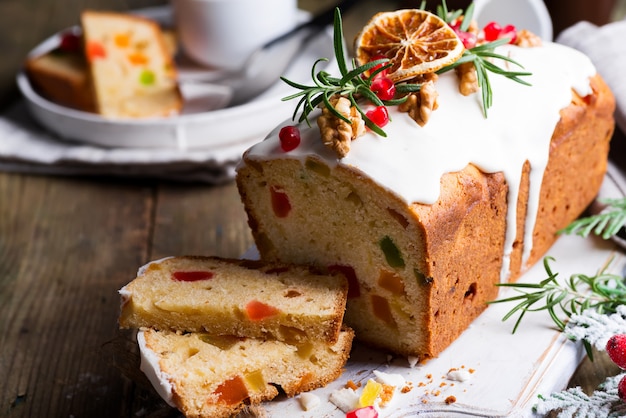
128, 51, 149, 65
305, 158, 331, 177
171, 271, 214, 282
328, 264, 360, 298
114, 33, 130, 48
86, 40, 106, 61
380, 236, 404, 268
213, 375, 249, 405
371, 294, 397, 328
198, 334, 241, 350
359, 379, 383, 407
244, 370, 266, 393
378, 270, 405, 295
270, 186, 291, 218
245, 300, 280, 321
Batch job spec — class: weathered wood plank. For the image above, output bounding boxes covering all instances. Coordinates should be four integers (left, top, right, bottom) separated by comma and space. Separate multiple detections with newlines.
0, 173, 155, 418
151, 182, 254, 260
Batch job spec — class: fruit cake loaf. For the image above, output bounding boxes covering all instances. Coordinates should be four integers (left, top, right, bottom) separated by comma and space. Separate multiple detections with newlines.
138, 327, 354, 418
80, 10, 182, 118
119, 256, 348, 343
236, 9, 615, 360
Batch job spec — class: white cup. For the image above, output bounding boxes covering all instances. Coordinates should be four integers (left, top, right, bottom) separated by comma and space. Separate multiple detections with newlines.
171, 0, 299, 70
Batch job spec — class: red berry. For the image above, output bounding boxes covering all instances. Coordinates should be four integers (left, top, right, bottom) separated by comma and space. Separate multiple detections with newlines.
370, 76, 396, 101
278, 125, 300, 152
270, 186, 291, 218
483, 21, 502, 42
366, 106, 389, 128
59, 32, 81, 53
456, 30, 477, 49
619, 376, 626, 401
606, 334, 626, 369
500, 24, 518, 44
369, 54, 389, 78
346, 406, 378, 418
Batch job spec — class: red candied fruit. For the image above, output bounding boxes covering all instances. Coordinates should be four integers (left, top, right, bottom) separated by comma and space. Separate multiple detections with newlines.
245, 300, 280, 321
346, 406, 378, 418
172, 271, 214, 282
86, 40, 106, 61
370, 76, 396, 101
365, 106, 389, 128
270, 186, 291, 218
328, 264, 360, 298
278, 125, 301, 152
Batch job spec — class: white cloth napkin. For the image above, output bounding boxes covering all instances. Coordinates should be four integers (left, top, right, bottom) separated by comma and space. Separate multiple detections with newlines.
557, 19, 626, 134
0, 101, 246, 184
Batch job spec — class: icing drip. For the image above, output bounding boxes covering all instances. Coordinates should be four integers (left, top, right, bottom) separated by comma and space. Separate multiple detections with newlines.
243, 42, 596, 279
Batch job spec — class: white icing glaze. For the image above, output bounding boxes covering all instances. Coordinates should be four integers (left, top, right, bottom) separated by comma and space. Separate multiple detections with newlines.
137, 330, 176, 407
242, 42, 596, 279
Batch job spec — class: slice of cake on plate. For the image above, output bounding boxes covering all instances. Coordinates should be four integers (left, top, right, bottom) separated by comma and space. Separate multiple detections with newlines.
80, 10, 182, 118
119, 256, 349, 343
138, 327, 354, 418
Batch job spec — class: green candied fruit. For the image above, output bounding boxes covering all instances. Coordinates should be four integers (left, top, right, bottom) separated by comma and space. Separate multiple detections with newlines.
414, 268, 433, 286
379, 236, 404, 268
305, 158, 331, 177
139, 69, 155, 85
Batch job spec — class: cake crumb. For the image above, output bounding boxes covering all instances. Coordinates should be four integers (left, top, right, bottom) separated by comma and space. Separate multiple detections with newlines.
345, 380, 360, 390
445, 395, 457, 404
298, 393, 320, 411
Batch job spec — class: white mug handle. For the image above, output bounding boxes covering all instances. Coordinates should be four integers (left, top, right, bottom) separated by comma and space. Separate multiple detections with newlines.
472, 0, 553, 41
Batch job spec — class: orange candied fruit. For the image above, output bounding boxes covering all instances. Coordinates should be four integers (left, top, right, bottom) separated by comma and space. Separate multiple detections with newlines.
371, 294, 397, 328
245, 300, 280, 321
213, 375, 249, 405
128, 51, 149, 65
114, 33, 130, 48
377, 270, 405, 295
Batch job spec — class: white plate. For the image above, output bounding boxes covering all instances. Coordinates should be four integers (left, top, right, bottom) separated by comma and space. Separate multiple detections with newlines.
256, 235, 620, 417
17, 7, 336, 150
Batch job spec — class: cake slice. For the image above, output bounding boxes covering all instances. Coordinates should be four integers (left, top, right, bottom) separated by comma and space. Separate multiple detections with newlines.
119, 256, 348, 343
138, 327, 354, 418
80, 10, 182, 118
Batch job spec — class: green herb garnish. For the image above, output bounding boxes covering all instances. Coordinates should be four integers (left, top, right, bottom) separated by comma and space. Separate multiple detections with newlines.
280, 8, 421, 137
560, 198, 626, 240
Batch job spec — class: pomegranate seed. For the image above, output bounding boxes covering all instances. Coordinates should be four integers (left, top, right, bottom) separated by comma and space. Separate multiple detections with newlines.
607, 334, 626, 369
346, 406, 378, 418
365, 106, 389, 128
278, 126, 301, 152
456, 30, 477, 49
369, 54, 389, 78
370, 76, 396, 101
483, 21, 502, 42
500, 24, 518, 44
619, 376, 626, 401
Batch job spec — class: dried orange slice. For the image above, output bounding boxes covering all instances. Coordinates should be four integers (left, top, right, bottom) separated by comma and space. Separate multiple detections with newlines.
355, 9, 464, 82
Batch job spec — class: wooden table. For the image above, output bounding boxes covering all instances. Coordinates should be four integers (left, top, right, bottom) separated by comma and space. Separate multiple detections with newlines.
0, 1, 622, 417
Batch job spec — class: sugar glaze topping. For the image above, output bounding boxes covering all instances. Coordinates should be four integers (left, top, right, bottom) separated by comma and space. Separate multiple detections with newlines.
243, 42, 596, 279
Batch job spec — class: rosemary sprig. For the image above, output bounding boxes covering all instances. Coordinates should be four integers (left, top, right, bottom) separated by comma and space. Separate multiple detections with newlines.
434, 0, 532, 117
559, 197, 626, 240
490, 256, 626, 357
280, 8, 420, 137
438, 39, 532, 117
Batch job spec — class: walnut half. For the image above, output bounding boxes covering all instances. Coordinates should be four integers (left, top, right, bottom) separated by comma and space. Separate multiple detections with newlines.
317, 96, 365, 158
398, 80, 439, 127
